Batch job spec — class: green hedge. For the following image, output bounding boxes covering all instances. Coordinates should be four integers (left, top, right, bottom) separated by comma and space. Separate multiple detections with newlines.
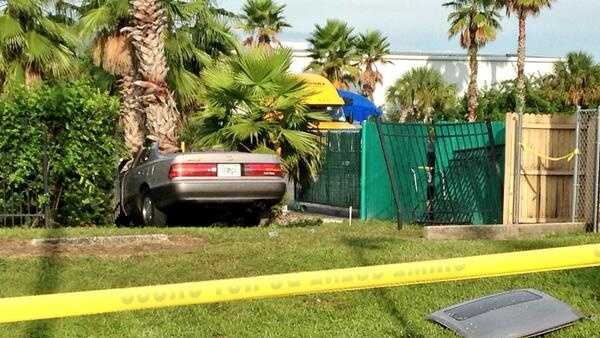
0, 81, 124, 225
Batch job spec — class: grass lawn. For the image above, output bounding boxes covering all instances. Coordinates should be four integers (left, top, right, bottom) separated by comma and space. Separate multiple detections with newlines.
0, 221, 599, 337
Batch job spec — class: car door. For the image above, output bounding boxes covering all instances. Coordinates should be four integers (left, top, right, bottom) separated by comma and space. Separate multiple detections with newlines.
122, 149, 148, 212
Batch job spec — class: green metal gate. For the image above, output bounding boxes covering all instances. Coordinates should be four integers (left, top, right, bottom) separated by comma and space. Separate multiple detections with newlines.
297, 130, 361, 208
375, 121, 504, 226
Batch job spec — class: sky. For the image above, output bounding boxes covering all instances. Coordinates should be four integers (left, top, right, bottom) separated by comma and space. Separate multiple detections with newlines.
218, 0, 600, 59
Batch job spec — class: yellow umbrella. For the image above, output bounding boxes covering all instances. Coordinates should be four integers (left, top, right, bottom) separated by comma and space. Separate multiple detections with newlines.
297, 73, 345, 106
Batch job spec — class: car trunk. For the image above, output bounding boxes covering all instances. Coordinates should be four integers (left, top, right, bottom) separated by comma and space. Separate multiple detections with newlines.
172, 152, 279, 164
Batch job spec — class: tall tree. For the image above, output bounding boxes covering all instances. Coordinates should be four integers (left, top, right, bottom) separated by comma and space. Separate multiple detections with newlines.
385, 67, 457, 122
0, 0, 77, 90
552, 51, 600, 107
306, 19, 359, 89
355, 30, 390, 100
79, 0, 143, 153
125, 0, 180, 153
239, 0, 290, 47
500, 0, 554, 114
162, 1, 238, 111
80, 0, 236, 153
189, 5, 238, 59
444, 0, 500, 121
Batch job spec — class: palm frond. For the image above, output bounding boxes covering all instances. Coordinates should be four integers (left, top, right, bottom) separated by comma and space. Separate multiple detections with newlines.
0, 15, 25, 51
166, 28, 212, 67
279, 129, 320, 154
92, 33, 132, 76
6, 0, 43, 18
167, 66, 204, 110
239, 0, 290, 46
4, 61, 26, 87
182, 47, 322, 180
23, 30, 62, 66
78, 5, 117, 39
38, 17, 78, 49
444, 0, 500, 48
306, 19, 360, 88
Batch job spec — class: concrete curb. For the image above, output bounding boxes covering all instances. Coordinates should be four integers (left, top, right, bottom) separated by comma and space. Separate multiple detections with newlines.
292, 202, 359, 218
31, 234, 170, 246
424, 223, 587, 240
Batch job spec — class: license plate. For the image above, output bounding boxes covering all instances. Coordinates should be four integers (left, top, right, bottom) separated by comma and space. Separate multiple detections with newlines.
217, 163, 241, 177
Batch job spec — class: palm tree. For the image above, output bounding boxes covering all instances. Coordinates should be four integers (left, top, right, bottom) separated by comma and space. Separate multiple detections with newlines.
0, 0, 77, 90
190, 6, 238, 59
355, 30, 391, 100
552, 52, 600, 107
239, 0, 290, 47
79, 0, 143, 153
162, 1, 238, 111
182, 48, 330, 181
125, 0, 181, 153
444, 0, 501, 121
80, 0, 237, 153
385, 67, 457, 122
306, 19, 359, 89
499, 0, 554, 114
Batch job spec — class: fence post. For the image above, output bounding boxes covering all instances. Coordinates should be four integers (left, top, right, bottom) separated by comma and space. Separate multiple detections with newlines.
375, 120, 403, 229
425, 130, 436, 222
485, 120, 503, 220
512, 112, 523, 224
571, 107, 581, 223
594, 107, 600, 233
485, 120, 501, 177
43, 143, 50, 227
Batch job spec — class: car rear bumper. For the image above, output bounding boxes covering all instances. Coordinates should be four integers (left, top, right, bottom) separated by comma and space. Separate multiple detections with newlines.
150, 179, 287, 208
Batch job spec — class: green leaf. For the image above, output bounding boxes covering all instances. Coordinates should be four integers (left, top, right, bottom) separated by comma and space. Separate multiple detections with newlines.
0, 15, 25, 50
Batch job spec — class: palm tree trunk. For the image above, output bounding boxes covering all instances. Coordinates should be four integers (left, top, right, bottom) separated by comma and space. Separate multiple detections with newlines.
119, 73, 144, 154
515, 11, 527, 115
92, 34, 145, 155
25, 67, 42, 86
467, 43, 479, 122
126, 0, 181, 153
361, 63, 376, 100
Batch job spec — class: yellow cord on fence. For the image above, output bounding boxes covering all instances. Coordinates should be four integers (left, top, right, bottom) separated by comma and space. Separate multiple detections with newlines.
0, 244, 599, 324
520, 143, 579, 162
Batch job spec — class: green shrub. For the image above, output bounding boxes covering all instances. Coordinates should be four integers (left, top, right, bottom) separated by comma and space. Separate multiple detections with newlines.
0, 80, 124, 226
450, 77, 576, 122
182, 47, 329, 181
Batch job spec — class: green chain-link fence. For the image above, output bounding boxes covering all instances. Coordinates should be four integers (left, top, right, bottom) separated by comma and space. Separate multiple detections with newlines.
361, 120, 504, 225
297, 130, 362, 208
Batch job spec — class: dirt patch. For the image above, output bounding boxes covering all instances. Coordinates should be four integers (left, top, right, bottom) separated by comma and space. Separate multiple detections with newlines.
0, 235, 206, 258
274, 211, 342, 227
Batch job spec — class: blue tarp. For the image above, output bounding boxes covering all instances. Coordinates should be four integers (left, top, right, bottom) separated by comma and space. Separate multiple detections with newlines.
337, 90, 382, 123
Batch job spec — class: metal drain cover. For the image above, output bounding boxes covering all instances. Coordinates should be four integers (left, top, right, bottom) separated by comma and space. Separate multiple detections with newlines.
428, 289, 583, 338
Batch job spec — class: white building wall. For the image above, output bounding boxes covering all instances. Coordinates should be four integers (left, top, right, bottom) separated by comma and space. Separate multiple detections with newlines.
291, 51, 560, 106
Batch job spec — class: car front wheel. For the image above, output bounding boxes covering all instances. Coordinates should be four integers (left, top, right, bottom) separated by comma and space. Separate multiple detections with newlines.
141, 194, 167, 227
114, 203, 130, 226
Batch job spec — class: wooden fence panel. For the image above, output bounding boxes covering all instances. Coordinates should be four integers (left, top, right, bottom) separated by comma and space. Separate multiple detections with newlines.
503, 113, 576, 224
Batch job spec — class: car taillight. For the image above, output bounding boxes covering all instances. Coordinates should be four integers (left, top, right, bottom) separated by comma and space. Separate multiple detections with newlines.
169, 163, 217, 178
244, 163, 283, 177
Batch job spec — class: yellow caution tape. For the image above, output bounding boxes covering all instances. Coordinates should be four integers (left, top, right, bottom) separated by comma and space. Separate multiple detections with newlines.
520, 143, 579, 162
1, 244, 599, 324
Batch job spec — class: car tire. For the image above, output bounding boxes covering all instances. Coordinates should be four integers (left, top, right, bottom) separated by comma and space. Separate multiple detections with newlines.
141, 193, 167, 227
114, 203, 130, 226
244, 208, 270, 227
